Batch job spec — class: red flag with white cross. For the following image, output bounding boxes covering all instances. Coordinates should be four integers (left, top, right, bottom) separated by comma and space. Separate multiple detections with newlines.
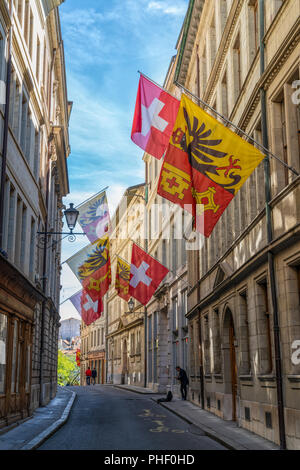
129, 243, 169, 306
131, 74, 180, 160
80, 290, 103, 326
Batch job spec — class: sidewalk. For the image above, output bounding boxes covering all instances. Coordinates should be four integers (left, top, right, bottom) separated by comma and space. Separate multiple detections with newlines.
113, 384, 280, 450
0, 386, 76, 450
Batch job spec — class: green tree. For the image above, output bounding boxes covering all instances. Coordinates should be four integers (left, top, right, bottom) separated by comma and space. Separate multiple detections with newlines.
57, 350, 80, 386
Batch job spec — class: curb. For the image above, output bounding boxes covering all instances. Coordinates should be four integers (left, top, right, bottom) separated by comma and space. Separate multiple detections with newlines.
20, 390, 76, 450
114, 386, 236, 449
155, 400, 237, 450
113, 385, 160, 395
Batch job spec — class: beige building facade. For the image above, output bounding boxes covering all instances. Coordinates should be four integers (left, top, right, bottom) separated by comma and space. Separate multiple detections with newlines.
80, 316, 106, 385
106, 184, 146, 387
174, 0, 300, 449
0, 0, 70, 427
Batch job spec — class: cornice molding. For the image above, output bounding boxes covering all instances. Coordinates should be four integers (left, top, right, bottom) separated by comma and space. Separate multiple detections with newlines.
0, 0, 10, 32
175, 0, 205, 84
203, 0, 243, 104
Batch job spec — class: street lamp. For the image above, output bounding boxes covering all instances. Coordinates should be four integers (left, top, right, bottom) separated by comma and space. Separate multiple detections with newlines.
64, 203, 79, 232
37, 202, 86, 245
128, 297, 134, 313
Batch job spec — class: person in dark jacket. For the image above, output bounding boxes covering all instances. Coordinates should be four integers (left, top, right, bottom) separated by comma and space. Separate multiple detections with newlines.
176, 366, 189, 400
91, 367, 97, 385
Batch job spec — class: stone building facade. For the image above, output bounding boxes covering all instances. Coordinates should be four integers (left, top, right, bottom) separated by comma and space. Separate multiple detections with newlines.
0, 0, 70, 428
80, 312, 106, 385
106, 184, 146, 387
143, 152, 189, 395
174, 0, 300, 449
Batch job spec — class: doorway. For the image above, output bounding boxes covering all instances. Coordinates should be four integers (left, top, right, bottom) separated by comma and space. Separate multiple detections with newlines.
121, 339, 128, 385
223, 308, 238, 421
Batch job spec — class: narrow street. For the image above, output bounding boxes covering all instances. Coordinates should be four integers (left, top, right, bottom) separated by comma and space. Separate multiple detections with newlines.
37, 386, 226, 450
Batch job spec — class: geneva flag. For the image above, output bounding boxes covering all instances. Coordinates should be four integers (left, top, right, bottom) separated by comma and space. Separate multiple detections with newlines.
131, 74, 180, 160
66, 236, 111, 302
77, 190, 110, 243
115, 256, 130, 302
157, 94, 265, 237
129, 244, 169, 306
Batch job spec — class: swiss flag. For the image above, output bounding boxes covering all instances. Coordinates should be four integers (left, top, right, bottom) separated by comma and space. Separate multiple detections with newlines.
131, 74, 180, 160
129, 244, 169, 306
80, 290, 103, 326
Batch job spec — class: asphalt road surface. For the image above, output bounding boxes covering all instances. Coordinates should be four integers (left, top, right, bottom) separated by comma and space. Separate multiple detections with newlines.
37, 385, 226, 450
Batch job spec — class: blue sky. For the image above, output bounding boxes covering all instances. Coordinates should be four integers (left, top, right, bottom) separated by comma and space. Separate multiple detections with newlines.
59, 0, 188, 320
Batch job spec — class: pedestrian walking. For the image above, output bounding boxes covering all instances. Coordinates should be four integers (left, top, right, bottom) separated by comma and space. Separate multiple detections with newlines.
176, 366, 189, 400
91, 367, 97, 385
85, 367, 92, 386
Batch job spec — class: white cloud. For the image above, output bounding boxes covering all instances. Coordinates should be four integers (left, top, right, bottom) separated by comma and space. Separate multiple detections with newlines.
147, 1, 187, 15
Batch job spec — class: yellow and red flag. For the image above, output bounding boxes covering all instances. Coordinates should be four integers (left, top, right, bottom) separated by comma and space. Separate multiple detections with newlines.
76, 349, 81, 367
115, 256, 130, 302
157, 94, 265, 237
66, 236, 111, 303
78, 236, 111, 302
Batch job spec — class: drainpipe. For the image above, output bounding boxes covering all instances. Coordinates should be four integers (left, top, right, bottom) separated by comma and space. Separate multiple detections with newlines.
0, 1, 13, 251
259, 0, 286, 450
196, 45, 204, 409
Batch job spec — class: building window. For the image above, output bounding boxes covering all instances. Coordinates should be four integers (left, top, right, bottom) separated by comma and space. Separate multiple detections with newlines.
219, 0, 227, 39
17, 0, 24, 27
239, 291, 251, 375
29, 10, 34, 58
200, 44, 207, 97
20, 203, 27, 271
279, 95, 289, 186
20, 93, 28, 154
181, 290, 188, 327
148, 315, 152, 382
209, 13, 217, 72
0, 314, 7, 394
136, 329, 141, 354
172, 296, 178, 331
25, 343, 31, 393
204, 314, 211, 374
130, 332, 135, 355
10, 320, 18, 393
24, 1, 30, 46
233, 32, 242, 102
211, 309, 221, 374
36, 36, 40, 82
42, 39, 47, 88
257, 279, 273, 374
221, 70, 229, 118
29, 217, 36, 279
171, 223, 178, 272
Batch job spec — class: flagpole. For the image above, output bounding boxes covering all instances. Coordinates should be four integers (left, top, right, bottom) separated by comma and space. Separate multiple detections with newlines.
75, 186, 109, 209
59, 289, 82, 306
138, 71, 179, 101
174, 81, 299, 177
